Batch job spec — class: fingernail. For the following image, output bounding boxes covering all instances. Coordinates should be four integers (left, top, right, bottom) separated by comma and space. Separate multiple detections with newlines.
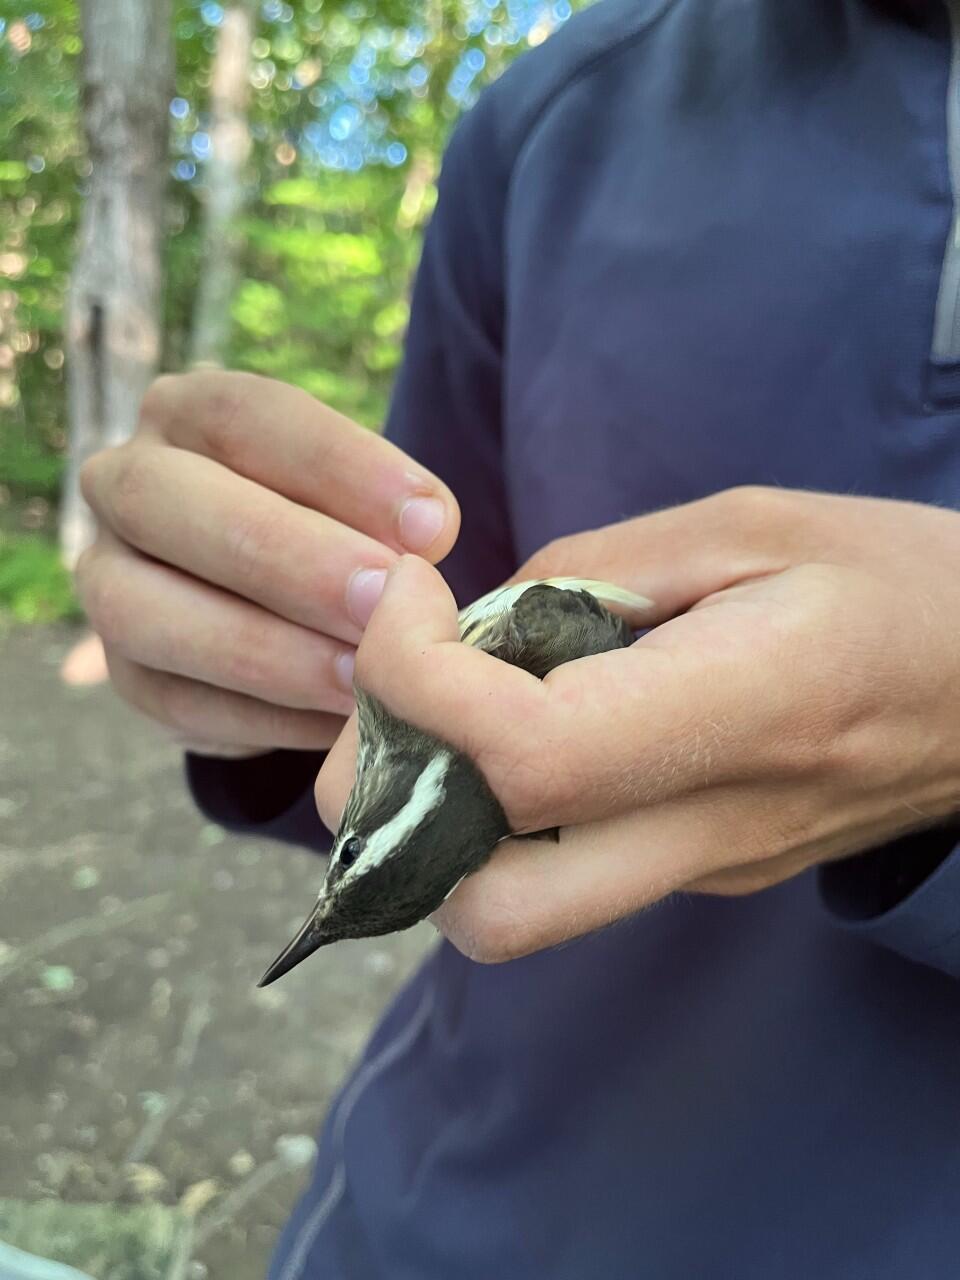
334, 649, 356, 692
347, 567, 388, 628
399, 496, 446, 553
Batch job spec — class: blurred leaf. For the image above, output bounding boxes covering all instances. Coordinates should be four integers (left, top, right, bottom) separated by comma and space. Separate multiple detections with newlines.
124, 1163, 169, 1198
232, 279, 288, 338
178, 1178, 221, 1216
0, 428, 64, 497
0, 1198, 188, 1280
0, 534, 80, 623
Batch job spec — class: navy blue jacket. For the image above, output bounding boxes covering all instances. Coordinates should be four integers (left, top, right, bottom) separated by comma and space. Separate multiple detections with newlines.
189, 2, 960, 1274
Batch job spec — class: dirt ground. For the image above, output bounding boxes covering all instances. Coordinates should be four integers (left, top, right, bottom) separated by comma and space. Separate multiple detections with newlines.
0, 622, 431, 1279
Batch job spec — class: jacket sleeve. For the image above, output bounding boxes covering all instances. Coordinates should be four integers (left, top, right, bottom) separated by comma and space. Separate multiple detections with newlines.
819, 821, 960, 979
186, 99, 514, 851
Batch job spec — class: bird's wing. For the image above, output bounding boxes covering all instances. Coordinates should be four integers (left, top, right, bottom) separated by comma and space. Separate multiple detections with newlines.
458, 577, 653, 648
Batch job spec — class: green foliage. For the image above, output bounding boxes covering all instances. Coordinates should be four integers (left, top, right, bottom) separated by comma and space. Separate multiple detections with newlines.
230, 165, 419, 423
0, 1, 81, 431
0, 532, 80, 622
0, 422, 63, 496
1, 0, 585, 615
0, 1198, 188, 1279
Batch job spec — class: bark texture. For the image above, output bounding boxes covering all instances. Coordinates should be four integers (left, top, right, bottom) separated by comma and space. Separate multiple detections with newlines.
61, 0, 173, 567
189, 1, 257, 368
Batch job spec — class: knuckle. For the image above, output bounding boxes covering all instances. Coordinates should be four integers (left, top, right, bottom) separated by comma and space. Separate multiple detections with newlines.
75, 557, 121, 641
445, 889, 530, 965
193, 371, 253, 465
314, 737, 357, 831
522, 535, 573, 581
138, 374, 180, 429
155, 679, 192, 734
314, 770, 338, 832
105, 652, 155, 717
717, 484, 799, 527
73, 544, 96, 594
773, 563, 852, 643
107, 448, 152, 542
458, 932, 520, 965
352, 639, 387, 696
221, 633, 273, 698
141, 370, 255, 463
482, 739, 556, 832
224, 506, 285, 584
101, 647, 135, 704
79, 449, 109, 507
781, 563, 836, 614
219, 621, 301, 704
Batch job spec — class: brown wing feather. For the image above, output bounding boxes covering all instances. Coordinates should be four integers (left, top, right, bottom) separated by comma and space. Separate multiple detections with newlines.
482, 585, 633, 843
478, 584, 634, 679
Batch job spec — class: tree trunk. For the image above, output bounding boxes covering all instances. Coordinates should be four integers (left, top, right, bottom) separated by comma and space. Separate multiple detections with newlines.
60, 0, 172, 568
189, 1, 256, 368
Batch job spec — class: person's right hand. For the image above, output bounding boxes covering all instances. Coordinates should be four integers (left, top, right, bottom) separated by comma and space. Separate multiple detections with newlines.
76, 371, 460, 756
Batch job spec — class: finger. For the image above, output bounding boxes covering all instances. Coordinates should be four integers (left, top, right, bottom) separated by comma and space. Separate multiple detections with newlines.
105, 649, 345, 751
352, 555, 662, 830
315, 557, 521, 836
511, 486, 826, 622
355, 554, 545, 720
78, 531, 357, 713
349, 556, 811, 833
353, 556, 549, 797
431, 783, 793, 963
82, 443, 394, 644
314, 712, 359, 834
139, 371, 460, 559
432, 806, 702, 963
434, 754, 892, 964
359, 553, 461, 654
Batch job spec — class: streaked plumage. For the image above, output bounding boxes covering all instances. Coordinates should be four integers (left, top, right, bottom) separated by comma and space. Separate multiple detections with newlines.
259, 579, 652, 985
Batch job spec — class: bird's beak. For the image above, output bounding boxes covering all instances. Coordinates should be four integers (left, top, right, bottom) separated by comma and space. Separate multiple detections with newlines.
258, 899, 335, 987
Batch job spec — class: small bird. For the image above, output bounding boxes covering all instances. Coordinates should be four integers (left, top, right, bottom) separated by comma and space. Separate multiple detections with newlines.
258, 578, 652, 985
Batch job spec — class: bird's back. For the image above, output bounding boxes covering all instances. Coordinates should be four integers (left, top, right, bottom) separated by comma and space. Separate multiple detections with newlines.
461, 582, 636, 680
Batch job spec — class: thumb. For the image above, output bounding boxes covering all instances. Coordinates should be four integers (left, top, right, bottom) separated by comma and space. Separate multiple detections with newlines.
353, 553, 483, 717
511, 487, 808, 622
350, 553, 546, 776
361, 554, 461, 659
315, 712, 359, 834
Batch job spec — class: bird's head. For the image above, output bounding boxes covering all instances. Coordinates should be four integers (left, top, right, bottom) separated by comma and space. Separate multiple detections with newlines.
258, 690, 509, 985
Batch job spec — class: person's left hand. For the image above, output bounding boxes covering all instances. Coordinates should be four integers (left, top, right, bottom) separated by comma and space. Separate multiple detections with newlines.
315, 487, 960, 962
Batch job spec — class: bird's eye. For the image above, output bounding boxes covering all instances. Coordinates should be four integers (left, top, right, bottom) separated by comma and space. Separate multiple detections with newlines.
339, 836, 362, 868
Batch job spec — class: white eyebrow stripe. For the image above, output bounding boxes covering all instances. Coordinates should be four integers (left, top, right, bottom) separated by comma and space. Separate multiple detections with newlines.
342, 750, 451, 881
340, 736, 387, 834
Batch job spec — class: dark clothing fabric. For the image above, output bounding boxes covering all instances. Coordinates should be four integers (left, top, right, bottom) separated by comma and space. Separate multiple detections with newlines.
190, 1, 960, 1274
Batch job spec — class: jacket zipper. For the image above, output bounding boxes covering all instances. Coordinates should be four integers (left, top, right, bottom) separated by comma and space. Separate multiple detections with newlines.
933, 0, 960, 360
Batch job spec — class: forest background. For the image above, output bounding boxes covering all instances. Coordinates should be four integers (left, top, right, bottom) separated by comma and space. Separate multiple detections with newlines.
0, 7, 581, 1276
0, 0, 581, 622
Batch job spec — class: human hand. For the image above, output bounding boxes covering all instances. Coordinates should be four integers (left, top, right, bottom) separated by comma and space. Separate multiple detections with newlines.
76, 371, 459, 755
315, 487, 960, 961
